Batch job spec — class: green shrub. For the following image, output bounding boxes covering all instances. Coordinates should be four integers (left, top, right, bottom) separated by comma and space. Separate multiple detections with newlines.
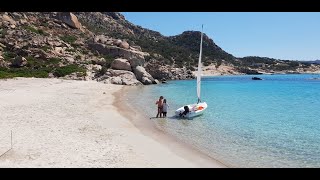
103, 55, 114, 68
187, 66, 196, 71
82, 49, 89, 54
3, 51, 16, 61
26, 56, 61, 69
216, 59, 222, 68
48, 58, 61, 65
25, 56, 38, 67
71, 43, 80, 48
203, 61, 211, 66
0, 71, 14, 79
24, 26, 38, 33
41, 45, 51, 52
37, 29, 45, 35
60, 35, 77, 44
23, 26, 47, 35
0, 28, 7, 38
0, 67, 49, 79
79, 33, 86, 38
53, 64, 85, 77
66, 48, 76, 52
42, 22, 49, 27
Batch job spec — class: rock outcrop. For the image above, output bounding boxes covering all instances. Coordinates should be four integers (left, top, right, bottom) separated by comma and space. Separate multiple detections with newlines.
145, 63, 172, 80
88, 42, 145, 67
145, 61, 195, 80
57, 12, 82, 29
97, 69, 142, 86
119, 41, 129, 49
2, 14, 16, 26
111, 58, 132, 71
133, 66, 157, 85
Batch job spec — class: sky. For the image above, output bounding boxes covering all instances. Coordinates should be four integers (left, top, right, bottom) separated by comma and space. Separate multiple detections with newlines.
122, 12, 320, 61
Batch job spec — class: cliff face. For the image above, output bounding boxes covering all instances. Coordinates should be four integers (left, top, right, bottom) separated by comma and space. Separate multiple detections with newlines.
1, 12, 319, 85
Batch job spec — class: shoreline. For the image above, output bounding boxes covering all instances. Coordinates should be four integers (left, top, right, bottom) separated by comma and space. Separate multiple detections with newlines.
199, 72, 320, 77
113, 86, 227, 168
0, 78, 225, 167
192, 64, 320, 77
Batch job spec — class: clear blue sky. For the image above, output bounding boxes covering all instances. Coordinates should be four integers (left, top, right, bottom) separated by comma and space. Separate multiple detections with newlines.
122, 12, 320, 61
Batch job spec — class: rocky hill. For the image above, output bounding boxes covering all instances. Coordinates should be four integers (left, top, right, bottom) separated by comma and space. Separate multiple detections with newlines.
1, 12, 319, 86
75, 12, 320, 75
0, 12, 197, 85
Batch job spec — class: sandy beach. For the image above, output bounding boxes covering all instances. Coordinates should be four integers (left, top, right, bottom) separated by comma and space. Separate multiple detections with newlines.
0, 78, 224, 168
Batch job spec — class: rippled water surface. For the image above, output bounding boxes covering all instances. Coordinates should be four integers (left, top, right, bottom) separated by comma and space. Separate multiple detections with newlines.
126, 74, 320, 167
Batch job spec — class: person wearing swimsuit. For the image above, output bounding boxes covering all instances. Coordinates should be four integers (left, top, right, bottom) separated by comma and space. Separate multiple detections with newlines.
155, 96, 164, 118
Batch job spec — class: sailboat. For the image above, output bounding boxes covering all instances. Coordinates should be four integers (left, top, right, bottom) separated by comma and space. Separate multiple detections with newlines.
175, 25, 208, 118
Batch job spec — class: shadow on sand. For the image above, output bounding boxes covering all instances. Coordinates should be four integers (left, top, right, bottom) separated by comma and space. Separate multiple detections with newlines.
150, 114, 203, 121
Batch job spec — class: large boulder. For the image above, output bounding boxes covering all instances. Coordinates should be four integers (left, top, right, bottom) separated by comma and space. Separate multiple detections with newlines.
111, 58, 132, 71
11, 56, 27, 67
119, 41, 129, 49
125, 52, 144, 68
113, 39, 122, 46
54, 47, 65, 55
141, 77, 153, 85
2, 15, 16, 26
133, 66, 157, 85
94, 35, 109, 44
98, 69, 142, 86
110, 76, 122, 85
57, 12, 82, 29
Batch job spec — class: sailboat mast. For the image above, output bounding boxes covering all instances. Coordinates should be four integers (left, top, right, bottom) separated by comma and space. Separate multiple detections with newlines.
197, 25, 203, 103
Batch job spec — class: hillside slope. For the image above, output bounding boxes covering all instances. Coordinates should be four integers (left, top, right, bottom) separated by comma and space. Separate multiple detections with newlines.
1, 12, 319, 85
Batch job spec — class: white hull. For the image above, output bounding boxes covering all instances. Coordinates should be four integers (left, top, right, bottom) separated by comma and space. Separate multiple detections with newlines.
175, 102, 208, 118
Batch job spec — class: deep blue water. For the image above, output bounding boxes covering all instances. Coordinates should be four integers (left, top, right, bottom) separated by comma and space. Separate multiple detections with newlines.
126, 74, 320, 167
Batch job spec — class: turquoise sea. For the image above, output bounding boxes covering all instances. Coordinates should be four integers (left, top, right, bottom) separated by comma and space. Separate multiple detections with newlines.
125, 74, 320, 167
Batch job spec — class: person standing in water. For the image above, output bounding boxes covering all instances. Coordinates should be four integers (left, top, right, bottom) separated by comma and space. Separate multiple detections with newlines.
162, 99, 169, 118
155, 96, 164, 118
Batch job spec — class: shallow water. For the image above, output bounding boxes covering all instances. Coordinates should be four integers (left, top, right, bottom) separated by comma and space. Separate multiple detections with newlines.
126, 74, 320, 167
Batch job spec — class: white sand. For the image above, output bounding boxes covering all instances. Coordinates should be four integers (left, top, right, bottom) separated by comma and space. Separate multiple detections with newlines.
0, 78, 224, 168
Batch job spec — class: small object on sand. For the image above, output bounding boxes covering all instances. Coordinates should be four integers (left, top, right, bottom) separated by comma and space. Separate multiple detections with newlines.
103, 92, 106, 94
